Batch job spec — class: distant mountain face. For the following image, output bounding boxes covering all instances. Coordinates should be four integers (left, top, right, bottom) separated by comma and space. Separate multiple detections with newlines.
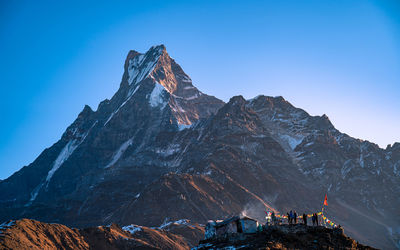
0, 45, 399, 249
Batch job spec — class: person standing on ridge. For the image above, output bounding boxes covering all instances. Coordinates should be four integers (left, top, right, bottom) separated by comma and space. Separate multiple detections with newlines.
294, 211, 297, 224
315, 213, 319, 226
289, 210, 293, 225
271, 211, 276, 225
312, 213, 315, 226
303, 213, 307, 226
287, 212, 290, 224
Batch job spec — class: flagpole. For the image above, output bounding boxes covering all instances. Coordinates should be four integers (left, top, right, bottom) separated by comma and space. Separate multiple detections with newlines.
322, 193, 328, 227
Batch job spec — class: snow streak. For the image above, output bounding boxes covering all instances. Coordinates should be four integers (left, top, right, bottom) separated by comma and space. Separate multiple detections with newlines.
104, 138, 133, 168
149, 83, 167, 109
28, 121, 97, 204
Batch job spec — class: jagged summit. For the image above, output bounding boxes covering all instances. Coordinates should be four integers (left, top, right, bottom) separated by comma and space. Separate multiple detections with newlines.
124, 45, 166, 87
121, 44, 189, 94
107, 45, 224, 126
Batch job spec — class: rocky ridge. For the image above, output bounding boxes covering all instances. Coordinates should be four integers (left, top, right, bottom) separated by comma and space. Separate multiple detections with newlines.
0, 218, 204, 250
195, 224, 376, 250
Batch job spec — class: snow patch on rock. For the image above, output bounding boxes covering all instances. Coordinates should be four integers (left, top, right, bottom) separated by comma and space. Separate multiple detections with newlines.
104, 84, 141, 126
394, 161, 400, 176
184, 93, 200, 100
27, 121, 98, 204
45, 121, 98, 187
359, 154, 365, 168
156, 144, 181, 156
122, 224, 142, 234
178, 74, 192, 83
278, 134, 304, 150
341, 159, 354, 179
204, 170, 212, 175
304, 142, 314, 147
127, 46, 163, 86
105, 138, 133, 168
170, 98, 186, 114
0, 220, 14, 234
149, 83, 167, 109
28, 183, 44, 204
158, 219, 191, 229
46, 141, 79, 183
178, 123, 192, 131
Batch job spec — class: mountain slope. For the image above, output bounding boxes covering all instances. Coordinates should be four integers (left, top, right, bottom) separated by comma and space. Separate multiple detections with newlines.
0, 45, 399, 249
0, 45, 224, 227
247, 95, 400, 248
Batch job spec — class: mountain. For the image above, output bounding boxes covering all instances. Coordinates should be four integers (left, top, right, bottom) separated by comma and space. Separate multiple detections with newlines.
0, 45, 399, 249
0, 218, 204, 249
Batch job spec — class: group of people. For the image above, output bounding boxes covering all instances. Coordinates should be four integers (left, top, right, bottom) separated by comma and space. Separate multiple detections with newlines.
285, 210, 320, 226
267, 210, 321, 227
286, 210, 297, 224
311, 213, 319, 226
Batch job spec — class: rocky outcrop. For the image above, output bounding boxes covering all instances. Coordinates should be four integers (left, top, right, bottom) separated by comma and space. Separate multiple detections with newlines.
195, 224, 376, 250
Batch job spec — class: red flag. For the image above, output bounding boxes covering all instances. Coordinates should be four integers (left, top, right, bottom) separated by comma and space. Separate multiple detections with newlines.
324, 194, 328, 206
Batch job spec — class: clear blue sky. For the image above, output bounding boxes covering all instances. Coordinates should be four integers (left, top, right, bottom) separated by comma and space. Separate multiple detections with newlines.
1, 0, 399, 179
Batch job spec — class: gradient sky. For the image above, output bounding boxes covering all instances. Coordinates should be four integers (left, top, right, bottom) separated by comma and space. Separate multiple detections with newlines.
1, 0, 399, 179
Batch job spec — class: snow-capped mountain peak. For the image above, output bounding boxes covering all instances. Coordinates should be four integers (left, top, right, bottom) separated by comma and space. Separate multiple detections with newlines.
113, 45, 225, 126
126, 45, 166, 86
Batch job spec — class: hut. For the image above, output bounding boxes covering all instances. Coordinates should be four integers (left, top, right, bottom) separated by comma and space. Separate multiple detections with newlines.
240, 216, 259, 233
204, 216, 259, 239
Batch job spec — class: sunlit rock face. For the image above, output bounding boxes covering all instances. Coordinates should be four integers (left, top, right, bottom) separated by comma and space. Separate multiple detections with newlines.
0, 45, 398, 249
